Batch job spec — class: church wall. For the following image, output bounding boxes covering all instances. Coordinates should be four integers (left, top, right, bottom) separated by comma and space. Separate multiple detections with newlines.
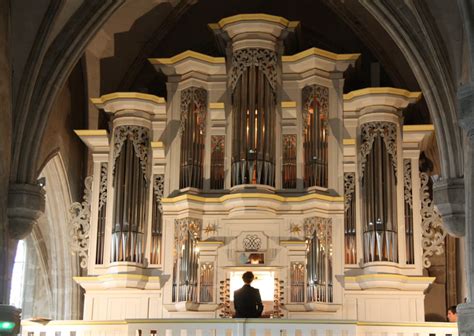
37, 61, 87, 202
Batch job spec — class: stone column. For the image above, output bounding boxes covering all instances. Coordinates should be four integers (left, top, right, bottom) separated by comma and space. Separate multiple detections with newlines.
457, 82, 474, 335
0, 0, 12, 304
2, 184, 45, 304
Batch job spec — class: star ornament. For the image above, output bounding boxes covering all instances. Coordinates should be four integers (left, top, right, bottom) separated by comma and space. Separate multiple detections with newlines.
290, 223, 302, 235
204, 223, 217, 236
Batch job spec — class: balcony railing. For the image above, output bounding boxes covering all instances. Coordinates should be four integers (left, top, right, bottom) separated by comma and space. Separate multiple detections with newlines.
21, 319, 458, 336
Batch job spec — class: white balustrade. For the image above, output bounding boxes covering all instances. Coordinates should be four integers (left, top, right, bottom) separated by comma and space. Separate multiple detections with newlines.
21, 319, 458, 336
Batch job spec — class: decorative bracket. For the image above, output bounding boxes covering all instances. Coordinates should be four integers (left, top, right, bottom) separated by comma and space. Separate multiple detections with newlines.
69, 176, 93, 269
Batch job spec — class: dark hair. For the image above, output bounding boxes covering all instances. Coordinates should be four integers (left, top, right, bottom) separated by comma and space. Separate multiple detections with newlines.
448, 305, 457, 314
242, 271, 254, 283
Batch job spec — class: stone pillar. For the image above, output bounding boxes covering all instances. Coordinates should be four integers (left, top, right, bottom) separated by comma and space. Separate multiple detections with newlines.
457, 82, 474, 335
0, 0, 12, 304
2, 184, 45, 304
433, 178, 465, 237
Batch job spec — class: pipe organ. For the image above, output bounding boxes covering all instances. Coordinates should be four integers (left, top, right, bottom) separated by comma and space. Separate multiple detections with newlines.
73, 14, 438, 322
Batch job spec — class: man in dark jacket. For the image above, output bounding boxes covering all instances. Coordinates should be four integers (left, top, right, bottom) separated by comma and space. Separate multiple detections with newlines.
234, 271, 264, 318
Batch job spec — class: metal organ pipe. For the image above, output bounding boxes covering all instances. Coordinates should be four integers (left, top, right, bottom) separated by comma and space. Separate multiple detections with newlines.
361, 123, 398, 263
112, 132, 148, 263
231, 60, 276, 186
180, 87, 206, 189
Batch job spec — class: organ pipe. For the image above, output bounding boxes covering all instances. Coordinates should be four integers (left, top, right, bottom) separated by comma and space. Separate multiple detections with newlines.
302, 85, 329, 188
360, 122, 398, 263
231, 49, 277, 187
180, 87, 207, 189
111, 126, 149, 263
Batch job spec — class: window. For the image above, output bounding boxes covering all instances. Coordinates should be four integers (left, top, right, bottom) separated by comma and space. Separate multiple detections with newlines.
10, 240, 26, 308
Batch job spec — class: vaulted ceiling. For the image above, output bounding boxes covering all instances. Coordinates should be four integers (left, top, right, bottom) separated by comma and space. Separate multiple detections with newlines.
91, 0, 431, 124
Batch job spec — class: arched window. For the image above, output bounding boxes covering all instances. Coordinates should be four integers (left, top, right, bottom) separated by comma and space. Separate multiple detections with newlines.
10, 240, 26, 308
180, 87, 207, 189
302, 85, 329, 188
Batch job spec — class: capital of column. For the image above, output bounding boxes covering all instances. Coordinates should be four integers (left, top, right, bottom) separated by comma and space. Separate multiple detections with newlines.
7, 183, 45, 239
432, 177, 465, 237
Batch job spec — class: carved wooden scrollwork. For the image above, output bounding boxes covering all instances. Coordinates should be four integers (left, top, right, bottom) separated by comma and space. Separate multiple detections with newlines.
175, 217, 202, 246
360, 121, 397, 178
98, 163, 108, 211
404, 159, 413, 209
303, 216, 332, 243
153, 174, 165, 212
113, 125, 149, 178
420, 172, 446, 268
344, 173, 356, 212
229, 48, 278, 93
69, 176, 93, 269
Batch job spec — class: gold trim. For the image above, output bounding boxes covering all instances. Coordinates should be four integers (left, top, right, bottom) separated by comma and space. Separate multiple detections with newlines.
211, 14, 299, 29
149, 50, 225, 65
281, 101, 297, 108
198, 241, 224, 245
403, 125, 435, 132
74, 130, 108, 136
91, 92, 166, 105
209, 102, 225, 109
280, 240, 306, 244
345, 274, 435, 282
343, 139, 356, 145
282, 47, 360, 63
162, 193, 343, 204
343, 88, 422, 101
151, 141, 164, 148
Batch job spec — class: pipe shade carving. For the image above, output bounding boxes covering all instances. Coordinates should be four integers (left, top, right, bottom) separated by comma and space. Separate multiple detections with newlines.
112, 125, 149, 180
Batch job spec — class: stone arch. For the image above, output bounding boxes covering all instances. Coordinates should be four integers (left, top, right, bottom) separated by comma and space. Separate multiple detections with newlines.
11, 1, 123, 185
21, 153, 81, 319
360, 0, 464, 179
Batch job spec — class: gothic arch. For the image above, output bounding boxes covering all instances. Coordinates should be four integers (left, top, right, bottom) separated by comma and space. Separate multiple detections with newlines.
360, 0, 464, 179
22, 153, 81, 319
11, 1, 123, 185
